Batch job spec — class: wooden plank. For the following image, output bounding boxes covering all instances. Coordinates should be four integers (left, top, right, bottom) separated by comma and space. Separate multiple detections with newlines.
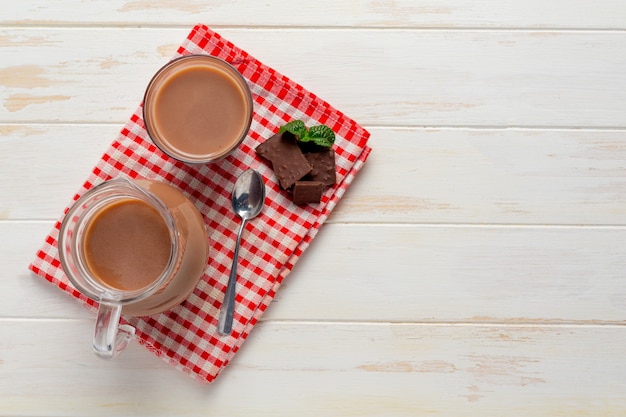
0, 124, 117, 220
4, 125, 626, 226
2, 1, 626, 29
266, 222, 626, 323
6, 221, 626, 323
1, 320, 624, 416
1, 28, 626, 127
333, 127, 626, 225
0, 221, 89, 319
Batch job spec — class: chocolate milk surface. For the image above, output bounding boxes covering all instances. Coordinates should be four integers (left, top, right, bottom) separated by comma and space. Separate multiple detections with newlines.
84, 199, 171, 291
152, 62, 250, 159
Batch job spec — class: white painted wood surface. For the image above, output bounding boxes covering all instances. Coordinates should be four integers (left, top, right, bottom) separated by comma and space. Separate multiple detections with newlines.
2, 2, 626, 416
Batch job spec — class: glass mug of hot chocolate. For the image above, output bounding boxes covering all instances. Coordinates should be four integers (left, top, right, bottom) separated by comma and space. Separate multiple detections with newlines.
143, 54, 254, 164
58, 177, 209, 359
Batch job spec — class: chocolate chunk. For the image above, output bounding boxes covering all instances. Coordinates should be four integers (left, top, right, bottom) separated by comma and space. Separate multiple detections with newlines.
304, 149, 336, 186
256, 131, 312, 189
292, 181, 325, 205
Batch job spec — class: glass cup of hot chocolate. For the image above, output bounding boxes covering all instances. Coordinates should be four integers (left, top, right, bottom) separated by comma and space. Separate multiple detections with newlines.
58, 177, 209, 359
142, 54, 254, 164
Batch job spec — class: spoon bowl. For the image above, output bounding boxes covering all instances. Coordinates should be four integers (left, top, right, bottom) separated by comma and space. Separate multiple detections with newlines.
232, 170, 265, 221
217, 169, 266, 335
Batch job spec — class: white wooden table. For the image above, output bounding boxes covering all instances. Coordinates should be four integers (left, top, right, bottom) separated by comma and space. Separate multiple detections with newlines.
2, 2, 626, 415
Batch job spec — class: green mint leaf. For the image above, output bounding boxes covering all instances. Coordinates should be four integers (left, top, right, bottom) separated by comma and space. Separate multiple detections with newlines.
278, 120, 336, 149
279, 120, 308, 139
305, 125, 336, 148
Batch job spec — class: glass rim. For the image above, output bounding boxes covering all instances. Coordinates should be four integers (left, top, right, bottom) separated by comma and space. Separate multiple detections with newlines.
58, 177, 181, 304
142, 54, 254, 164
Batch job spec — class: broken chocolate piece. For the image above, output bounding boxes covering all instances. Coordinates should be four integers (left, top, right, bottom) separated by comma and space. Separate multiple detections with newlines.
292, 181, 325, 205
304, 149, 336, 186
256, 131, 312, 190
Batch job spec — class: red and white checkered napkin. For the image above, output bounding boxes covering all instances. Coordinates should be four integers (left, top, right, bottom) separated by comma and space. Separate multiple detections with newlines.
29, 24, 371, 383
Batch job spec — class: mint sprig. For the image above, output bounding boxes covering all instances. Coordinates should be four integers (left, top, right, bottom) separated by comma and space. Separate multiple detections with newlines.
279, 120, 335, 149
279, 120, 308, 139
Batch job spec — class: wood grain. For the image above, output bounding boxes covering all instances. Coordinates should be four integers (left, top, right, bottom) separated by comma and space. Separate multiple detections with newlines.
1, 320, 624, 416
2, 1, 626, 29
5, 222, 626, 323
3, 125, 626, 225
1, 28, 625, 127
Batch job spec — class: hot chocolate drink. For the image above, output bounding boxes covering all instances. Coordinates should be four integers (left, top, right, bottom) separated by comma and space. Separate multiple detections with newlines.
143, 55, 253, 164
58, 177, 209, 357
75, 178, 209, 316
84, 198, 171, 292
123, 179, 209, 316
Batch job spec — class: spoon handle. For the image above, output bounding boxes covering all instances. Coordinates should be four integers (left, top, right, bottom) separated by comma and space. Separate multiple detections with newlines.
218, 219, 247, 335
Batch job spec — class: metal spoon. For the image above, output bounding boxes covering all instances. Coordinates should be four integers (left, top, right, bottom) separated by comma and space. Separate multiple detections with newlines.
217, 169, 266, 335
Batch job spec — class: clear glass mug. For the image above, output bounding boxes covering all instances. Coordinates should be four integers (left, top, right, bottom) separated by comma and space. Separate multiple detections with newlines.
58, 177, 209, 359
142, 54, 253, 164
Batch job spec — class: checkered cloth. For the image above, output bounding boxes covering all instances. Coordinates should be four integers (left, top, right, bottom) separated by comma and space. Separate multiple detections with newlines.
29, 24, 371, 383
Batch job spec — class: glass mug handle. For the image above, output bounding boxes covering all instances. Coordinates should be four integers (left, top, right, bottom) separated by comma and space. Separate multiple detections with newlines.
93, 302, 136, 359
